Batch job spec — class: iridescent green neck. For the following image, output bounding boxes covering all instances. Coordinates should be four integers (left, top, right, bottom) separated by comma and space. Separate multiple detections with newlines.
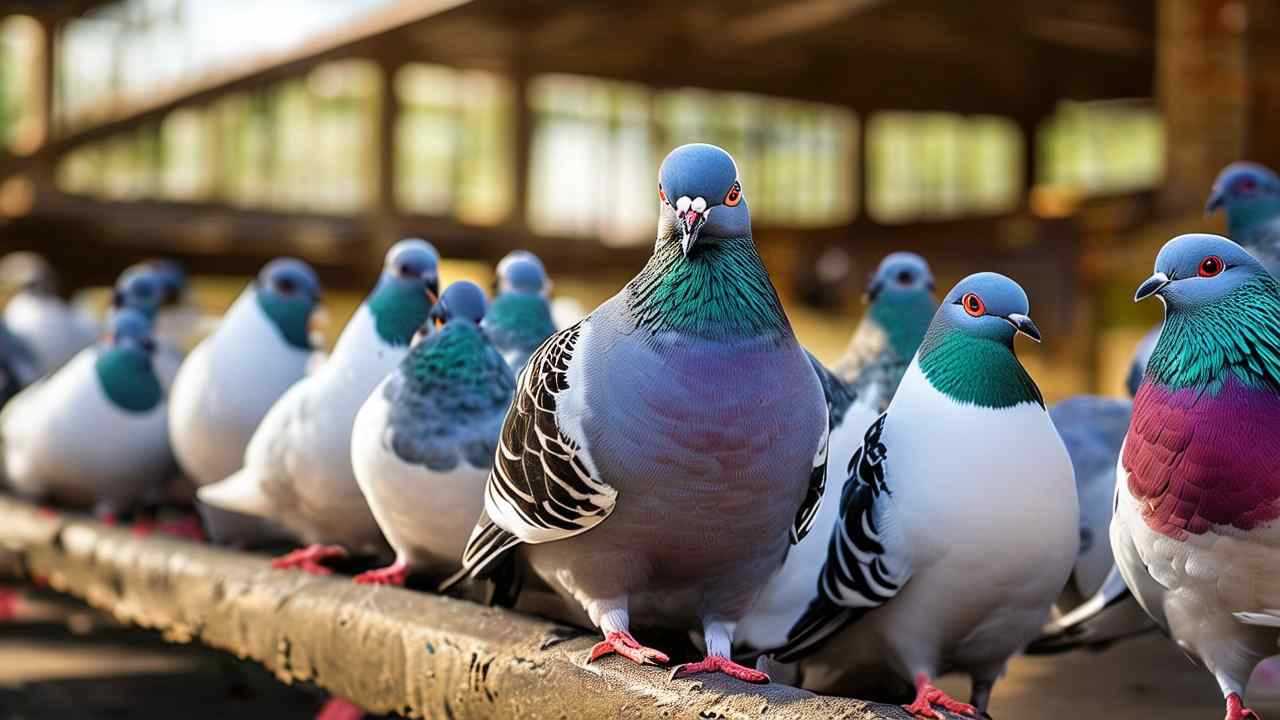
870, 291, 935, 360
1229, 198, 1280, 247
1146, 276, 1280, 393
256, 291, 312, 350
487, 292, 556, 345
402, 322, 514, 411
918, 324, 1043, 409
626, 236, 790, 341
368, 278, 432, 347
95, 347, 162, 413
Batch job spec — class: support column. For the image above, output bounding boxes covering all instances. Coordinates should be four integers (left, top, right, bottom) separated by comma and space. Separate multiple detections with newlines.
509, 57, 532, 235
1156, 0, 1248, 214
367, 57, 402, 272
1245, 0, 1280, 169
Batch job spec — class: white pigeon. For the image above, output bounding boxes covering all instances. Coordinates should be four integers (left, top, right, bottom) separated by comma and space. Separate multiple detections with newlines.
198, 239, 439, 574
350, 281, 514, 585
168, 258, 322, 545
3, 308, 173, 521
1111, 234, 1280, 720
767, 273, 1078, 719
0, 252, 98, 376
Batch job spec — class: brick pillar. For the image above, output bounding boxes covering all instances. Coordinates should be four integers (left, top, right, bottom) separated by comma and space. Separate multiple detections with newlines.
1157, 0, 1248, 214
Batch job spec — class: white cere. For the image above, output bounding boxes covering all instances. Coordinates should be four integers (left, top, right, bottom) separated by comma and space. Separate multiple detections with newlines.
676, 196, 692, 213
691, 197, 707, 213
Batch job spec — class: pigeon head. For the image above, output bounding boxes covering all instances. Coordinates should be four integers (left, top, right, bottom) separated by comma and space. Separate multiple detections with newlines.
658, 144, 748, 255
105, 307, 157, 355
1135, 233, 1268, 309
96, 308, 162, 413
368, 238, 440, 346
496, 250, 549, 297
498, 257, 547, 296
416, 281, 487, 345
867, 252, 935, 303
936, 273, 1040, 347
138, 259, 187, 306
256, 258, 321, 350
0, 252, 55, 294
381, 238, 440, 300
1206, 162, 1280, 219
112, 265, 166, 319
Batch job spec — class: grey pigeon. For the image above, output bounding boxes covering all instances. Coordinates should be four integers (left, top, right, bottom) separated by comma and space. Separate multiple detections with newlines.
446, 144, 828, 684
833, 252, 936, 413
482, 256, 556, 372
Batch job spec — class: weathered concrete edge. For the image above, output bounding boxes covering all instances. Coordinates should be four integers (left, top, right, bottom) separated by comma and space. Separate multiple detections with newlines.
0, 496, 910, 720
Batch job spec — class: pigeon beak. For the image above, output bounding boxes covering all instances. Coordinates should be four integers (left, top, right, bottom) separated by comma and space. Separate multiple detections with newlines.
864, 278, 884, 304
1134, 272, 1170, 303
1005, 313, 1041, 343
308, 305, 330, 348
679, 209, 708, 257
1205, 188, 1225, 214
111, 289, 125, 309
426, 275, 440, 301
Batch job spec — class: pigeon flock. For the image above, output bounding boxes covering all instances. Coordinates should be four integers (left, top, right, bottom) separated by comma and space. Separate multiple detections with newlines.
0, 144, 1276, 720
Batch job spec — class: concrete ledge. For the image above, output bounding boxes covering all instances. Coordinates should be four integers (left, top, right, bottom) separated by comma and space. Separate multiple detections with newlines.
0, 496, 918, 719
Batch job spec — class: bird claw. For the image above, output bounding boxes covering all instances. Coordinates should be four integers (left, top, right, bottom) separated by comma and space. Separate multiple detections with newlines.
587, 630, 669, 666
1226, 693, 1261, 720
0, 588, 21, 622
671, 655, 770, 684
272, 545, 348, 575
314, 696, 364, 720
905, 676, 978, 718
353, 562, 407, 586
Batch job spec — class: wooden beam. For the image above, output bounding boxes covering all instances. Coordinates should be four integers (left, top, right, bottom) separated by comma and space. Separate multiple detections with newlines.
725, 0, 888, 46
0, 496, 922, 720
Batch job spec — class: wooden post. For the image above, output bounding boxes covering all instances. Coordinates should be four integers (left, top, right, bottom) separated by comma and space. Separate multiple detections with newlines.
368, 56, 402, 270
1245, 0, 1280, 169
1156, 0, 1248, 215
509, 55, 532, 235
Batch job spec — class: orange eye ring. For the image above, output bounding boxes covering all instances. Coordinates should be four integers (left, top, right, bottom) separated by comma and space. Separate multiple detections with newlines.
1198, 255, 1225, 278
961, 292, 985, 317
723, 181, 742, 207
658, 185, 667, 204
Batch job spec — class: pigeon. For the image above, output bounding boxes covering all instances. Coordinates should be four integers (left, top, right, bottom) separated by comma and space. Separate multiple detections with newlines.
482, 257, 556, 371
767, 272, 1078, 718
351, 281, 514, 585
111, 264, 186, 385
1109, 233, 1280, 720
168, 258, 321, 545
198, 239, 439, 574
735, 256, 935, 656
135, 259, 213, 351
495, 250, 550, 298
444, 144, 829, 684
3, 308, 172, 520
832, 252, 936, 413
0, 322, 37, 409
0, 252, 98, 376
1127, 162, 1280, 396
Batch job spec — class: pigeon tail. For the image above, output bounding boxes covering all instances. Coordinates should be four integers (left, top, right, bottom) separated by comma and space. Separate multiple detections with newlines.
197, 468, 273, 520
1025, 566, 1155, 654
768, 595, 860, 665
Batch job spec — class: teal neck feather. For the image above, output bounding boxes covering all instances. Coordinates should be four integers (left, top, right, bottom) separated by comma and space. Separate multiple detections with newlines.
870, 292, 935, 360
402, 322, 514, 413
368, 278, 432, 347
487, 293, 556, 346
256, 291, 312, 350
1230, 199, 1280, 246
918, 324, 1043, 409
95, 348, 163, 413
626, 236, 790, 342
1146, 276, 1280, 394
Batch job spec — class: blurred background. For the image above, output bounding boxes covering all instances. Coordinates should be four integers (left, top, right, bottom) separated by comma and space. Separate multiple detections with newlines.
0, 2, 1277, 716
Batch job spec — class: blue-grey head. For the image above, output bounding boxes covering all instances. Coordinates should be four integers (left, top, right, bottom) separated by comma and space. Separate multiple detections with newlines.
255, 258, 321, 350
867, 252, 935, 303
495, 250, 548, 296
1206, 162, 1280, 218
1135, 233, 1269, 310
111, 265, 166, 319
935, 272, 1041, 346
416, 281, 487, 345
369, 238, 442, 346
496, 257, 547, 297
658, 143, 749, 256
137, 259, 187, 306
384, 238, 440, 299
105, 307, 157, 355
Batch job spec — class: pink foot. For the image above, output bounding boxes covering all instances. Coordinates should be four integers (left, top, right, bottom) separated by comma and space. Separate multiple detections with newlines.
1227, 693, 1261, 720
272, 545, 348, 575
0, 589, 21, 621
671, 654, 770, 684
587, 630, 670, 667
35, 507, 56, 519
155, 515, 206, 542
905, 673, 978, 719
353, 560, 408, 586
315, 696, 363, 720
130, 518, 157, 537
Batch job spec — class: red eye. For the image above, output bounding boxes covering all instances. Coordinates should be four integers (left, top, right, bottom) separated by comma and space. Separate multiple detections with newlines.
658, 186, 667, 204
1198, 255, 1225, 277
1238, 178, 1258, 193
723, 181, 742, 207
962, 292, 985, 317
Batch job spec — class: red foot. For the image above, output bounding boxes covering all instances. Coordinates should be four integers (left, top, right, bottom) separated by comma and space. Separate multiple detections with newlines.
353, 560, 408, 586
315, 696, 364, 720
155, 515, 206, 542
1226, 693, 1261, 720
671, 654, 770, 684
904, 674, 978, 719
272, 545, 348, 575
587, 630, 670, 667
130, 518, 157, 537
0, 589, 20, 621
35, 507, 56, 519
